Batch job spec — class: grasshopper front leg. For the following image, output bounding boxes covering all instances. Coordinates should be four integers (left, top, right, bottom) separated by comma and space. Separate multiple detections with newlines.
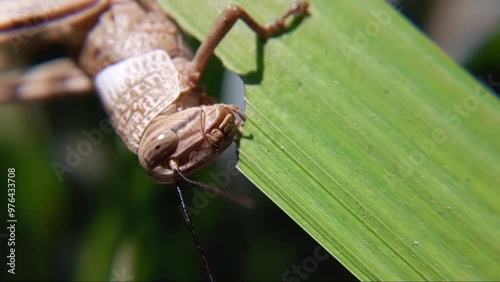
138, 0, 310, 81
189, 1, 310, 77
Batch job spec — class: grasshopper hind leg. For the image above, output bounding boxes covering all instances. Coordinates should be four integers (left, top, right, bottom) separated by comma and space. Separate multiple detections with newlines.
0, 58, 94, 102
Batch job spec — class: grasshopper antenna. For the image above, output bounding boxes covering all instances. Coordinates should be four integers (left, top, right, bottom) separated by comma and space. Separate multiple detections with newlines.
175, 169, 255, 209
174, 176, 215, 282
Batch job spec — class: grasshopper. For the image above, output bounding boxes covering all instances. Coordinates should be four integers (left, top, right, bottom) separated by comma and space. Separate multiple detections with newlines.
0, 0, 309, 280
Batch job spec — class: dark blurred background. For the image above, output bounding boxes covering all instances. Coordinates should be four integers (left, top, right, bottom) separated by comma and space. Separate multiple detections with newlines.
0, 1, 499, 281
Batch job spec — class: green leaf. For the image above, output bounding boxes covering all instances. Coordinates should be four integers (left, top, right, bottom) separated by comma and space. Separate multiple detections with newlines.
167, 0, 500, 280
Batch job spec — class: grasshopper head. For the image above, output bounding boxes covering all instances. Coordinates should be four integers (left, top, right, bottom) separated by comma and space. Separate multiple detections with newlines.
138, 104, 245, 184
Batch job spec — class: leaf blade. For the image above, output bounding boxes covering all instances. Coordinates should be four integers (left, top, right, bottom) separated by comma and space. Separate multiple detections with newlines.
162, 0, 500, 280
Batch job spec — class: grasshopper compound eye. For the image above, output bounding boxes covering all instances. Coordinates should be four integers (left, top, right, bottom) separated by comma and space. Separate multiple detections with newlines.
139, 126, 178, 169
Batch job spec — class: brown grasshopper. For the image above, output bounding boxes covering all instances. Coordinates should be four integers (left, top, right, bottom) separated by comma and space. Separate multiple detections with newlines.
0, 0, 309, 280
